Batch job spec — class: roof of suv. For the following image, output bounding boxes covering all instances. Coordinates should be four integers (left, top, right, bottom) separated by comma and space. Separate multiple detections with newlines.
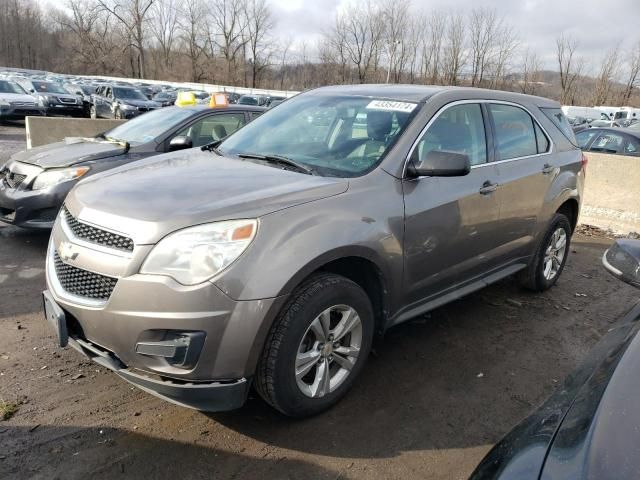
309, 84, 559, 108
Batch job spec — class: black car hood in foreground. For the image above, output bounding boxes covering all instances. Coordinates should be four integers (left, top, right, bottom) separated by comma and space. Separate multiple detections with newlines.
67, 151, 348, 244
10, 140, 127, 168
471, 300, 640, 480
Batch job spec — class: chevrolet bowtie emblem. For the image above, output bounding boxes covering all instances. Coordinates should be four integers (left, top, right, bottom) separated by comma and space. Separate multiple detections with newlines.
59, 241, 79, 261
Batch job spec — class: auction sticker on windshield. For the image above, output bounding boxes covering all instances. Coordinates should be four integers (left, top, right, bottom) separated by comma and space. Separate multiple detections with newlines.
366, 100, 417, 113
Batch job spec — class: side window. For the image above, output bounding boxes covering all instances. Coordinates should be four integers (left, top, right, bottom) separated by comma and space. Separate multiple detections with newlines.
590, 132, 625, 153
489, 104, 538, 160
575, 129, 599, 148
105, 87, 112, 98
249, 112, 263, 121
412, 103, 487, 166
534, 123, 550, 153
624, 135, 640, 155
176, 113, 247, 147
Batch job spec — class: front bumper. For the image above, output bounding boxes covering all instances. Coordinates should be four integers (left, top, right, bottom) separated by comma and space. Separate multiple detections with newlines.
44, 289, 251, 411
0, 166, 74, 228
0, 105, 45, 119
44, 211, 286, 409
44, 104, 85, 117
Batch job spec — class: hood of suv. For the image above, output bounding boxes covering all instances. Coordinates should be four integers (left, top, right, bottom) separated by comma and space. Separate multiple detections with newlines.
0, 92, 37, 104
66, 150, 348, 244
10, 140, 127, 168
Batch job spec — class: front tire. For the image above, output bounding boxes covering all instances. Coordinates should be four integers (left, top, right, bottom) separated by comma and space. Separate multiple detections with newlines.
519, 213, 572, 291
255, 273, 374, 417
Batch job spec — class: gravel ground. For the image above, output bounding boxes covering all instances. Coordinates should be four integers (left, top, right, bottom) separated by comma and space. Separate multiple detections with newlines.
1, 124, 638, 479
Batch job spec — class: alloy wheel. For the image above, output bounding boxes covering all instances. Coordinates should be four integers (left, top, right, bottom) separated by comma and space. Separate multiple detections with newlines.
295, 304, 363, 398
543, 227, 567, 280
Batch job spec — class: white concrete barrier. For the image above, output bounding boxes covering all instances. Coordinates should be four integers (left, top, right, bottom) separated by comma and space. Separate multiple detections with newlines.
25, 117, 125, 149
580, 152, 640, 234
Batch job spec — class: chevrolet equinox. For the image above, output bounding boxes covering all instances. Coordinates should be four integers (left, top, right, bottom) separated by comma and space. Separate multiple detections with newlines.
43, 85, 584, 417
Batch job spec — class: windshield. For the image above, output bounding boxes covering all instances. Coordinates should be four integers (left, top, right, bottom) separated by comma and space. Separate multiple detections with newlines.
32, 81, 68, 94
0, 80, 25, 94
104, 107, 194, 145
113, 87, 148, 101
219, 94, 419, 177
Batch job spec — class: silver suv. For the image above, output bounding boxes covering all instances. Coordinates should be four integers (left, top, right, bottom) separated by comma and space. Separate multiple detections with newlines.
43, 85, 585, 417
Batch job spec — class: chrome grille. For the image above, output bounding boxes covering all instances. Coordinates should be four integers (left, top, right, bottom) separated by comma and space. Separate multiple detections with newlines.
5, 171, 26, 189
53, 251, 117, 301
10, 101, 36, 108
58, 97, 77, 104
63, 206, 134, 252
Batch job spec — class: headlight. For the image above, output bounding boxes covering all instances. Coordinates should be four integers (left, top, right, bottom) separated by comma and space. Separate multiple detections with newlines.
0, 99, 9, 107
121, 104, 136, 110
140, 219, 257, 285
32, 166, 90, 190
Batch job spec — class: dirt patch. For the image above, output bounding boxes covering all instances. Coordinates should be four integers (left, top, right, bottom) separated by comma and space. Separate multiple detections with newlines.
0, 224, 638, 479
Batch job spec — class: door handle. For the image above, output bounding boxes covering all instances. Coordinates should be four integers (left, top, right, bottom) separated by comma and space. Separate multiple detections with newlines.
479, 181, 499, 195
542, 163, 554, 175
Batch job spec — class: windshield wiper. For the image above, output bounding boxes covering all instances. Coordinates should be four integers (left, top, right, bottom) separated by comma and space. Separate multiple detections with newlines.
237, 153, 316, 175
201, 140, 223, 155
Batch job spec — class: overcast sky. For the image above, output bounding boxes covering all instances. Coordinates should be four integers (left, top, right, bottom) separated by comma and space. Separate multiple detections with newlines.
269, 0, 640, 73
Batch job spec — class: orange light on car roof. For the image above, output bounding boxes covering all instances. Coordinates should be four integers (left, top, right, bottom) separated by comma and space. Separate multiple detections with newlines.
209, 93, 228, 108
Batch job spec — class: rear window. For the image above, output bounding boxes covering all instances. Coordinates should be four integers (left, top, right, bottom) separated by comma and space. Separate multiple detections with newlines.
541, 107, 577, 145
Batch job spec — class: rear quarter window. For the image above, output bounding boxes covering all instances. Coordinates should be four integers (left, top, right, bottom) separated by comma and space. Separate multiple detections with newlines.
541, 107, 578, 146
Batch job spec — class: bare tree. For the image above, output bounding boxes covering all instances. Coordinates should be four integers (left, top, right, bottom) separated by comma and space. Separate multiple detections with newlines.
178, 0, 207, 82
420, 10, 446, 84
468, 8, 498, 87
382, 0, 409, 83
244, 0, 275, 88
208, 0, 248, 85
520, 48, 542, 94
592, 46, 620, 105
149, 0, 179, 72
556, 35, 583, 105
488, 24, 519, 89
441, 12, 466, 86
621, 41, 640, 105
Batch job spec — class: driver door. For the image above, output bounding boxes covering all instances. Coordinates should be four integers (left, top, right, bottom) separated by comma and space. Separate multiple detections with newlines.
402, 102, 504, 306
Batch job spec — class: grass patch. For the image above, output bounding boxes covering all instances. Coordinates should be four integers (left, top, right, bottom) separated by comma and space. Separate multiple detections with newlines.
0, 399, 18, 421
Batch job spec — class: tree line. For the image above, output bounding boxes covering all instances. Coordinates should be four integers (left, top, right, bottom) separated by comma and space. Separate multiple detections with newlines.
1, 0, 639, 106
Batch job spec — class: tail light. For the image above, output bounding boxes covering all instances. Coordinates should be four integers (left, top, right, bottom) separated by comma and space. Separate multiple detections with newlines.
581, 152, 588, 174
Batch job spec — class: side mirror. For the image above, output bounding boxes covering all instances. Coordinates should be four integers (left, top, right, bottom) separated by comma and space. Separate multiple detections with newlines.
407, 150, 471, 178
603, 239, 640, 288
169, 135, 193, 151
29, 88, 35, 93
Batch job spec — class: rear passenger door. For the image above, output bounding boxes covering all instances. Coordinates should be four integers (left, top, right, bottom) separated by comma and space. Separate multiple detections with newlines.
488, 103, 554, 261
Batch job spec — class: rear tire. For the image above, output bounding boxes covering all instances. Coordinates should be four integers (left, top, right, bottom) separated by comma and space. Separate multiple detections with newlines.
519, 213, 572, 291
255, 273, 374, 417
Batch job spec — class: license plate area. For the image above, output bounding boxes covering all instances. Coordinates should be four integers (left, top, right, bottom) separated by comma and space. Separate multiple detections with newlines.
43, 291, 68, 347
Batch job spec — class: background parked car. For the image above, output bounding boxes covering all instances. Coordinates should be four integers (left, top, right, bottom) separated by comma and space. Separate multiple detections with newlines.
471, 238, 640, 480
0, 79, 44, 121
152, 91, 177, 107
576, 127, 640, 156
11, 77, 84, 117
237, 94, 268, 106
62, 83, 95, 117
588, 119, 622, 128
90, 84, 160, 119
0, 104, 265, 228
